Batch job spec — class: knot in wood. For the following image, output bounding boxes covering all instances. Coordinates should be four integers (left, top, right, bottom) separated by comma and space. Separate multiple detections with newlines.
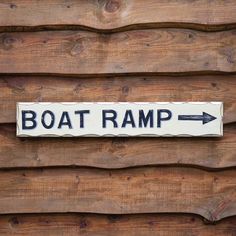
1, 34, 17, 50
10, 3, 17, 9
122, 85, 130, 95
70, 42, 83, 56
79, 219, 88, 229
9, 217, 19, 226
105, 0, 120, 13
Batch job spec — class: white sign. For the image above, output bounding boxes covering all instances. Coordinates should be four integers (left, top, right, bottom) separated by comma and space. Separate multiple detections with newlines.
17, 102, 223, 137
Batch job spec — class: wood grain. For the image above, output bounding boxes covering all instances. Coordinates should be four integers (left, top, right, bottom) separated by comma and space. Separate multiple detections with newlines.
1, 75, 236, 124
0, 29, 236, 74
0, 214, 236, 236
0, 124, 235, 169
0, 167, 235, 221
0, 0, 236, 31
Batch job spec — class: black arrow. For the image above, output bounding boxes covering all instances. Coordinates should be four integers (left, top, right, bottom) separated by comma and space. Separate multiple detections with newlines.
178, 112, 217, 125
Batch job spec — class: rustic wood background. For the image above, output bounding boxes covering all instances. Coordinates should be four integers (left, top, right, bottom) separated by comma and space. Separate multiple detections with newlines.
0, 0, 235, 235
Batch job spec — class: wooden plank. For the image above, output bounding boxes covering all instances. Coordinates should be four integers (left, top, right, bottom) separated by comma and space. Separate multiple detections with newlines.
1, 75, 236, 124
0, 167, 235, 221
0, 214, 236, 236
0, 29, 236, 74
0, 0, 236, 31
1, 123, 235, 169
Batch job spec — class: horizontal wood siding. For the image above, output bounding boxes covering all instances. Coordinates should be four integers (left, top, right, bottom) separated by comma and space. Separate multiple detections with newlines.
0, 167, 235, 221
0, 0, 235, 234
0, 0, 236, 31
0, 29, 236, 74
0, 214, 235, 236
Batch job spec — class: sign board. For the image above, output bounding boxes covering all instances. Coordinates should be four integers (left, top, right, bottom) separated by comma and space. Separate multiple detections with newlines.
17, 102, 223, 137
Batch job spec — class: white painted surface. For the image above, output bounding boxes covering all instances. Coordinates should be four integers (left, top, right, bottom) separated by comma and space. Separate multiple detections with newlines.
17, 102, 223, 137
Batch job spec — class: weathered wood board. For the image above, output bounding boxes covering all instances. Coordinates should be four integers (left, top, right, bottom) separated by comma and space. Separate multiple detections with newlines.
0, 214, 235, 236
0, 167, 235, 221
0, 29, 236, 74
0, 124, 235, 169
0, 75, 235, 124
0, 0, 236, 31
0, 0, 236, 233
16, 102, 223, 137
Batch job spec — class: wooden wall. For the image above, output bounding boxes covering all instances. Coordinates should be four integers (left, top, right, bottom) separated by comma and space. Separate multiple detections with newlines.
0, 0, 236, 235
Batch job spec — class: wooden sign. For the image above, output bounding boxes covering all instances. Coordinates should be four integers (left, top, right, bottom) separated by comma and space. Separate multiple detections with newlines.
17, 102, 223, 137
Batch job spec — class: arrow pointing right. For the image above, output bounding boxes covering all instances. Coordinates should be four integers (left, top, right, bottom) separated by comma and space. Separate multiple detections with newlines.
178, 112, 217, 125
